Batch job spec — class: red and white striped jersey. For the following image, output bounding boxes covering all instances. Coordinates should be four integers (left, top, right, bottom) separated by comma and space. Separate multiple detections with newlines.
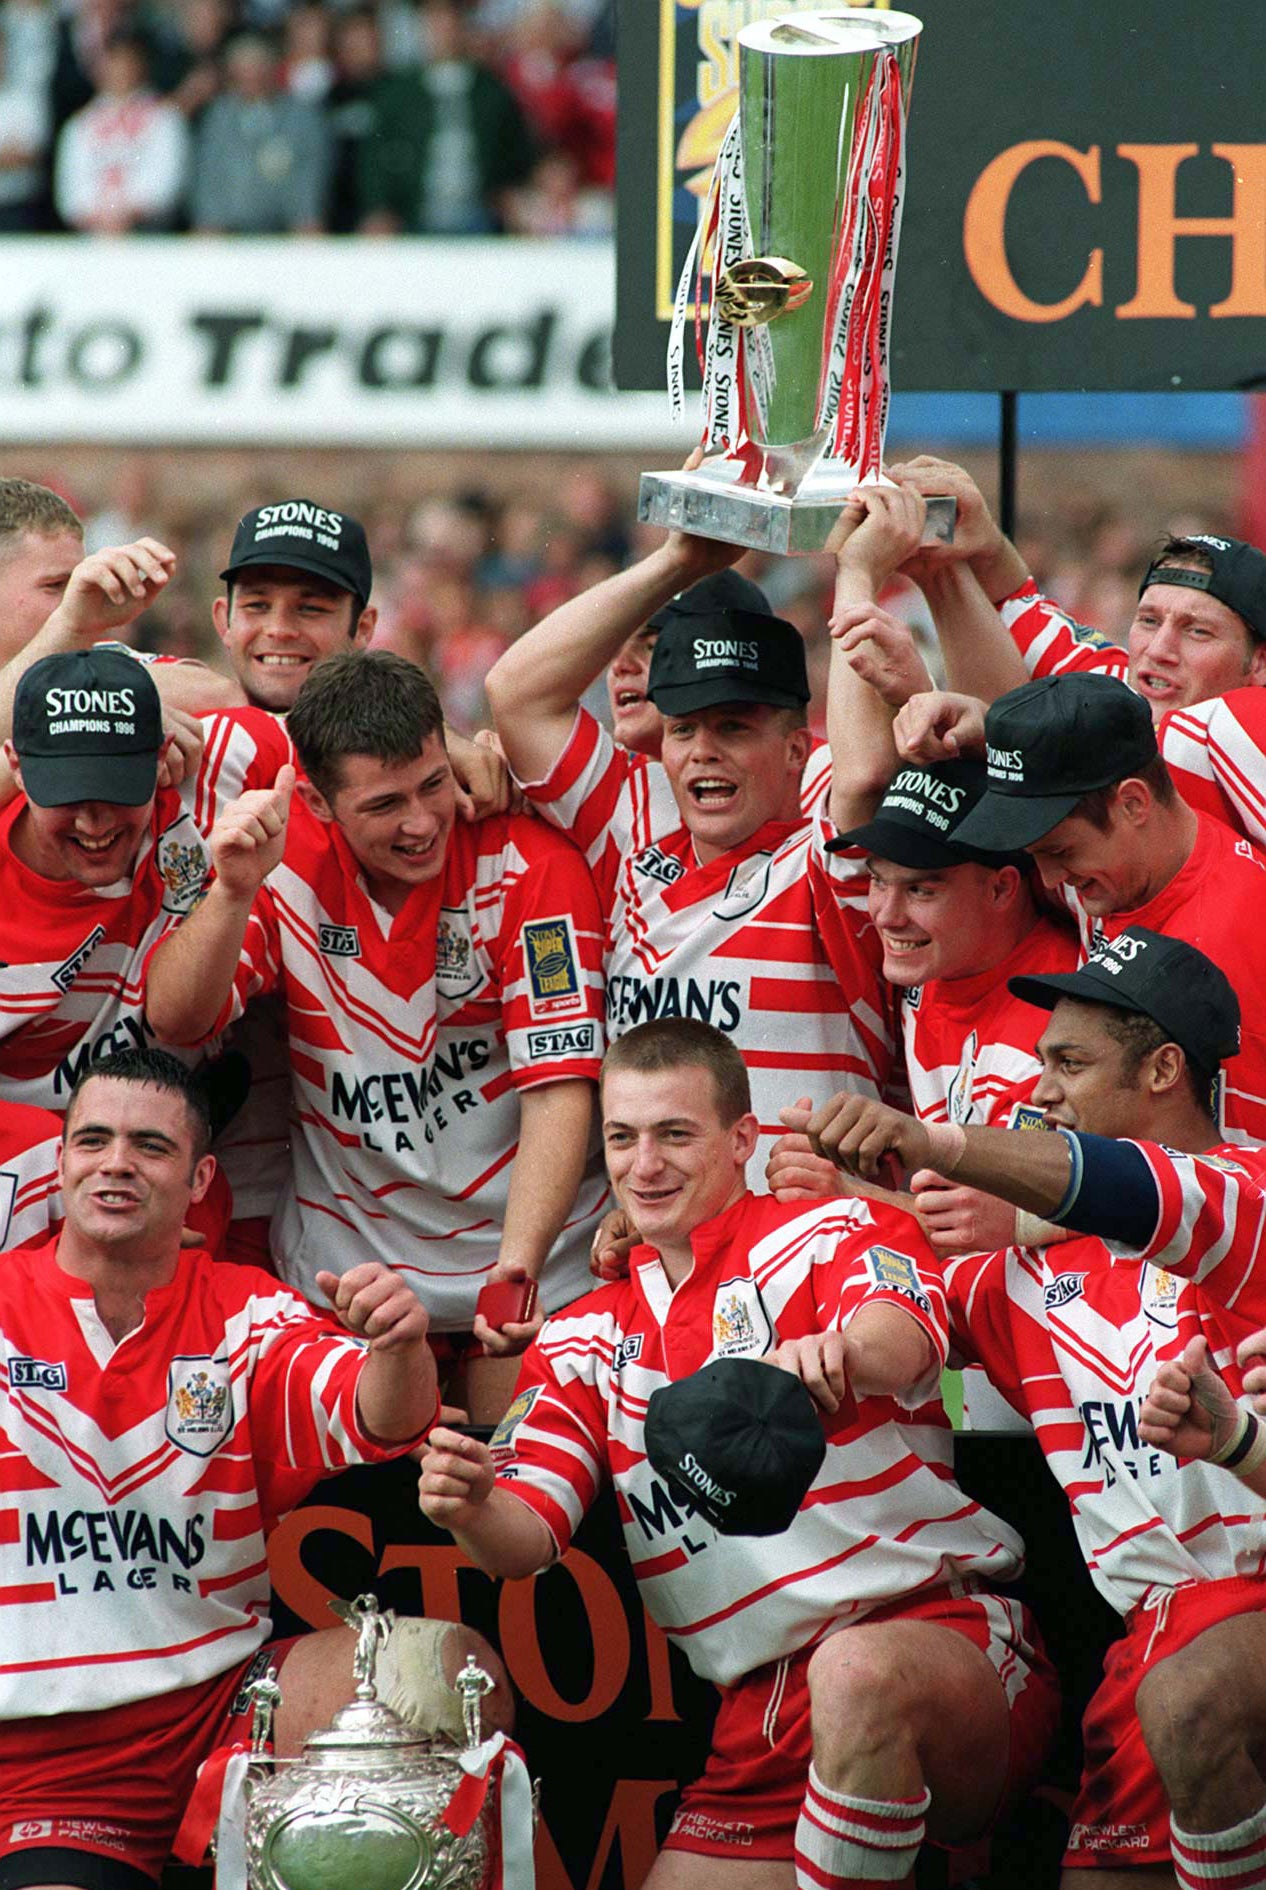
1063, 815, 1266, 1144
491, 1190, 1023, 1687
520, 710, 892, 1161
1153, 689, 1266, 847
0, 1240, 418, 1717
1001, 581, 1266, 845
946, 1141, 1266, 1617
1000, 582, 1129, 685
0, 710, 290, 1116
0, 1103, 62, 1252
199, 799, 609, 1329
901, 914, 1079, 1127
520, 708, 832, 893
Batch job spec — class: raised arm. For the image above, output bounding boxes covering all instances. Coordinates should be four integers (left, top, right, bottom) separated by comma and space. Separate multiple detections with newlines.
418, 1428, 556, 1579
917, 562, 1028, 702
485, 525, 743, 784
145, 766, 295, 1044
317, 1261, 440, 1444
797, 1091, 1175, 1254
1141, 1336, 1266, 1498
825, 484, 931, 834
0, 539, 177, 741
473, 1079, 597, 1357
887, 456, 1029, 608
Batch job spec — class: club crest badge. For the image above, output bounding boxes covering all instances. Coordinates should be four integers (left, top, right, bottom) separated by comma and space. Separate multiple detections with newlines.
946, 1031, 979, 1126
165, 1356, 233, 1456
1140, 1266, 1180, 1330
436, 909, 481, 1000
711, 1277, 772, 1359
157, 825, 210, 916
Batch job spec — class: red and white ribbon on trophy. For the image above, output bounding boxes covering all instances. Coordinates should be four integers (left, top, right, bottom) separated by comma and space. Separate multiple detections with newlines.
443, 1730, 537, 1889
666, 110, 771, 481
817, 47, 907, 482
667, 41, 908, 489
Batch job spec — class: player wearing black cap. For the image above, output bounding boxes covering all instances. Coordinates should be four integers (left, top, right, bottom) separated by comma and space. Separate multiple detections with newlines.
889, 455, 1266, 847
897, 670, 1266, 1147
485, 490, 952, 1184
0, 649, 289, 1253
419, 1017, 1057, 1890
798, 928, 1266, 1886
214, 499, 378, 713
484, 509, 834, 894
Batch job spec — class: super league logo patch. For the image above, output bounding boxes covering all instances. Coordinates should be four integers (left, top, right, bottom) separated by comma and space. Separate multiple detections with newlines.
865, 1245, 932, 1315
523, 916, 585, 1018
165, 1355, 233, 1457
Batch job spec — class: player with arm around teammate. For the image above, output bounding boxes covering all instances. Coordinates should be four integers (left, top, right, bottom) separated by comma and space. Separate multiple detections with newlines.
144, 650, 609, 1424
420, 1018, 1058, 1890
0, 1046, 511, 1890
801, 930, 1266, 1889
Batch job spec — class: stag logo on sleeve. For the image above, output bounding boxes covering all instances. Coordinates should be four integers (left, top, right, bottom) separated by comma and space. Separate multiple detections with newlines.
52, 925, 106, 992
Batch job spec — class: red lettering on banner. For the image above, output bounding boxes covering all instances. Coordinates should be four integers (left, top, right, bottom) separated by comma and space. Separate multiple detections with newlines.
1117, 143, 1266, 318
963, 140, 1266, 324
963, 140, 1103, 323
378, 1542, 488, 1623
499, 1550, 630, 1723
643, 1611, 682, 1723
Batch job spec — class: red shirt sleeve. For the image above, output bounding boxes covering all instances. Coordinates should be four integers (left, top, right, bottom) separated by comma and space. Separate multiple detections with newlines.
495, 819, 606, 1090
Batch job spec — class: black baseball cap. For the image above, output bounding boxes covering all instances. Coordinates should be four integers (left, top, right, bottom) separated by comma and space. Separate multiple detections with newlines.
1141, 535, 1266, 645
648, 569, 772, 633
14, 649, 163, 808
221, 500, 373, 611
643, 1357, 826, 1537
1009, 925, 1241, 1076
950, 674, 1157, 853
828, 758, 1029, 870
647, 608, 810, 716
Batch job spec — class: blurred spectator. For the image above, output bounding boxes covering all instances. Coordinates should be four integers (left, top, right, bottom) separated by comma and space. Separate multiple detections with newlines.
357, 0, 534, 234
327, 5, 382, 232
281, 1, 334, 100
2, 0, 57, 99
504, 147, 609, 236
499, 2, 613, 190
167, 0, 236, 126
191, 31, 330, 232
83, 456, 152, 552
0, 20, 50, 231
50, 0, 181, 132
53, 32, 188, 233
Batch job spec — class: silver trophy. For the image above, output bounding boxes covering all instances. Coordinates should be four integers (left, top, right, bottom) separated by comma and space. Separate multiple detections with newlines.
244, 1596, 510, 1890
640, 7, 952, 555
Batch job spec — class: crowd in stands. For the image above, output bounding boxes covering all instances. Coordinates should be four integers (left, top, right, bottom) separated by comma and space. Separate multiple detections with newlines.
0, 0, 615, 234
50, 452, 1244, 735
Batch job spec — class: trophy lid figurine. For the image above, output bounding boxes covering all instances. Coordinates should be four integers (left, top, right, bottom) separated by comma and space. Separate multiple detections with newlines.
640, 7, 952, 555
242, 1595, 534, 1890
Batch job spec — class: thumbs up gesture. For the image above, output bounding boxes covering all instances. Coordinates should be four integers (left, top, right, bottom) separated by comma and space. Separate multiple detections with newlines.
210, 763, 296, 897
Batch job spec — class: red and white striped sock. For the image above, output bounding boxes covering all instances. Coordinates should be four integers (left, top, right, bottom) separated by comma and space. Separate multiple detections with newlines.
794, 1763, 930, 1887
1171, 1801, 1266, 1890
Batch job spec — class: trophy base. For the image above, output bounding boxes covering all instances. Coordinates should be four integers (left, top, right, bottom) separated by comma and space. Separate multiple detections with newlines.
638, 471, 956, 557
